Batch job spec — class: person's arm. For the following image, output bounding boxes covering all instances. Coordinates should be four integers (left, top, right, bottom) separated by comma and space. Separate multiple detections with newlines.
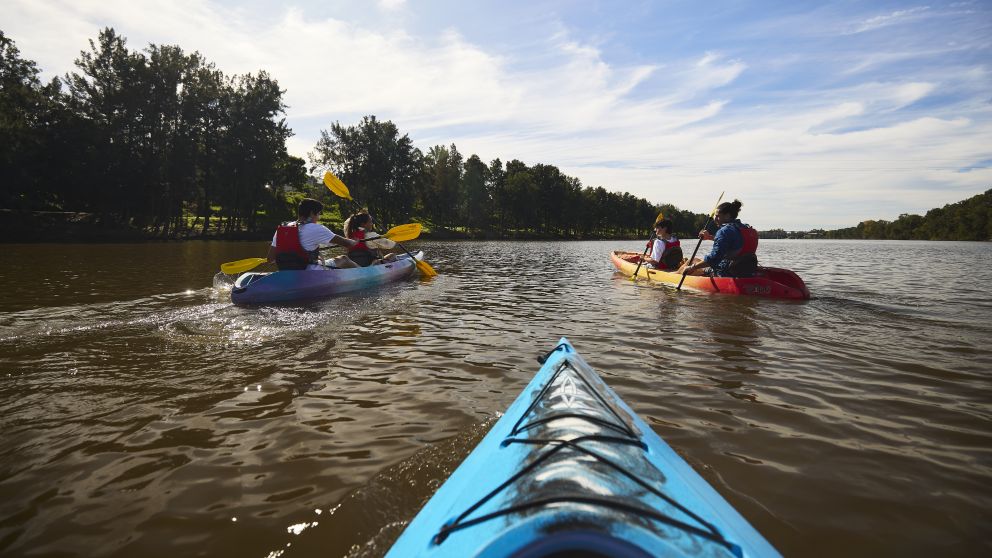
311, 224, 357, 249
642, 238, 663, 266
267, 233, 278, 263
683, 229, 726, 273
330, 235, 357, 248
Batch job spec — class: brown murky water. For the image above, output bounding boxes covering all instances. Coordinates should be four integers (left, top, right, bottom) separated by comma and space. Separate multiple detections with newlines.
1, 239, 990, 557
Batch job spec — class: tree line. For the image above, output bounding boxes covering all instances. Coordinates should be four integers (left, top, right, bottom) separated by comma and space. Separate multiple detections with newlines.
308, 115, 712, 239
1, 28, 303, 238
1, 27, 722, 241
816, 189, 990, 241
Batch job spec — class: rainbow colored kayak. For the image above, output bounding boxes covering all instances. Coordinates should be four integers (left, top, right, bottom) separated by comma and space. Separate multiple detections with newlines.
386, 338, 781, 557
230, 251, 423, 305
611, 250, 810, 300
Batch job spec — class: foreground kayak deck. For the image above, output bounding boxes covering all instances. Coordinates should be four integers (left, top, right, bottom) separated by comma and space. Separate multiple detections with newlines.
611, 250, 810, 300
386, 338, 781, 558
230, 251, 423, 305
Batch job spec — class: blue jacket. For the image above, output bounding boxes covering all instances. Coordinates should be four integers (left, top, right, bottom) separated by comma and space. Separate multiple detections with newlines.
703, 219, 745, 273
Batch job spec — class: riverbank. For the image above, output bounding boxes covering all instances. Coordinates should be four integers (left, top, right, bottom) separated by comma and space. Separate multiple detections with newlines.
0, 210, 271, 243
0, 210, 659, 242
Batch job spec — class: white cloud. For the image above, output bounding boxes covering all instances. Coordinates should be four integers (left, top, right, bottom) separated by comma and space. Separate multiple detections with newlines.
846, 6, 931, 34
377, 0, 407, 12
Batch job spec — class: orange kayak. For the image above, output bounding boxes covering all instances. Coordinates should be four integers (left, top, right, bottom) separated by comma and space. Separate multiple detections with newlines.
611, 251, 810, 300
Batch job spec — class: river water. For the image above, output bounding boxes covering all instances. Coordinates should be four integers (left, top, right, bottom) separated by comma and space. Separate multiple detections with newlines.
0, 239, 989, 557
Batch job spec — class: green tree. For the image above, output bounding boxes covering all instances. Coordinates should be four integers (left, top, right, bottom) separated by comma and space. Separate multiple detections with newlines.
310, 115, 421, 228
462, 154, 490, 233
419, 144, 463, 229
0, 31, 62, 210
487, 158, 507, 235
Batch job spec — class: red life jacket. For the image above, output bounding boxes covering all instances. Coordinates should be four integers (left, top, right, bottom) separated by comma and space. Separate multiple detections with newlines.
736, 224, 758, 256
274, 222, 316, 265
347, 228, 370, 254
658, 237, 683, 269
347, 228, 378, 267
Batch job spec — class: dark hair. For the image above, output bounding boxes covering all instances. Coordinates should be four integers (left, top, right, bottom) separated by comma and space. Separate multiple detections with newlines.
654, 219, 673, 233
343, 210, 372, 238
716, 199, 743, 219
297, 198, 324, 220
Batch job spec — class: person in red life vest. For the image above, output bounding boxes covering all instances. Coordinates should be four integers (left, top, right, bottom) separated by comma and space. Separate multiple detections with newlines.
678, 199, 759, 277
639, 219, 684, 271
342, 211, 398, 267
266, 198, 359, 270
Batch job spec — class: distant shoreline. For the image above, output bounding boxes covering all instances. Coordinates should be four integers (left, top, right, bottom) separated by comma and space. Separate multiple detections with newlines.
2, 210, 987, 243
0, 210, 652, 243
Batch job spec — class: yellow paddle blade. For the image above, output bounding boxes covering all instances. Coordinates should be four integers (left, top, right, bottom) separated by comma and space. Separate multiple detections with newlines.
653, 211, 665, 226
384, 223, 422, 242
416, 259, 438, 277
709, 191, 725, 217
220, 257, 267, 275
323, 171, 352, 201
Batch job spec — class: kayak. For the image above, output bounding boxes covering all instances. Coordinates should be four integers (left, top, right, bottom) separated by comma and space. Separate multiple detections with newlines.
385, 337, 781, 558
611, 250, 810, 300
230, 251, 423, 305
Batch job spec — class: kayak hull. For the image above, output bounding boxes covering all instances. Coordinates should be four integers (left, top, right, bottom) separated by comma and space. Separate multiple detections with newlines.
385, 338, 780, 558
230, 251, 422, 305
611, 250, 810, 300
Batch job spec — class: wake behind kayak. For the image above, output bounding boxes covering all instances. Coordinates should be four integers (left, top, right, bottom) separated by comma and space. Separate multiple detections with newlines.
386, 337, 780, 557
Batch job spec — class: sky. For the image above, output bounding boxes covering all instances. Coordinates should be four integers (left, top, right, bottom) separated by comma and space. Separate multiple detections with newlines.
4, 0, 991, 229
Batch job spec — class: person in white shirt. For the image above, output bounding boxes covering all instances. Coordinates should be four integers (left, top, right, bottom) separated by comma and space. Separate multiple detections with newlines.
267, 198, 358, 270
640, 219, 684, 271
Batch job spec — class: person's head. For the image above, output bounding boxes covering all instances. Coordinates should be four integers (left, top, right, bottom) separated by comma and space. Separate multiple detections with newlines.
654, 219, 673, 236
715, 199, 742, 224
297, 198, 324, 222
343, 210, 373, 238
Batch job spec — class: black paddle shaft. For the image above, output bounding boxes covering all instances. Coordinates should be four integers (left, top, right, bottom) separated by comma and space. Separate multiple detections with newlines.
677, 220, 716, 290
630, 232, 657, 280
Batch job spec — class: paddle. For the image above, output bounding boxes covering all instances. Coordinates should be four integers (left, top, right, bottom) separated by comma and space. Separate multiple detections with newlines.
322, 171, 438, 277
218, 224, 424, 275
377, 223, 422, 243
677, 191, 725, 291
630, 211, 666, 281
322, 171, 353, 201
220, 258, 268, 275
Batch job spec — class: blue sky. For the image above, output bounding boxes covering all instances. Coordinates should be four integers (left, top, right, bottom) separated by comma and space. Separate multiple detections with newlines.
5, 0, 991, 229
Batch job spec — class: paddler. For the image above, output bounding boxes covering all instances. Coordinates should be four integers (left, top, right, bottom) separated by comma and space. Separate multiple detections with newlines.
267, 198, 359, 270
639, 218, 683, 270
343, 210, 398, 267
678, 199, 759, 277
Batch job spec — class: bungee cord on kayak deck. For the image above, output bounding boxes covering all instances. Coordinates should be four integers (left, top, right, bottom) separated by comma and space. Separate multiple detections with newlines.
430, 356, 736, 553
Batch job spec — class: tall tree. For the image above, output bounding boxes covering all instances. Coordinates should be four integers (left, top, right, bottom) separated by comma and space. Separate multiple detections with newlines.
419, 144, 463, 229
0, 31, 49, 209
462, 154, 489, 233
310, 115, 421, 227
